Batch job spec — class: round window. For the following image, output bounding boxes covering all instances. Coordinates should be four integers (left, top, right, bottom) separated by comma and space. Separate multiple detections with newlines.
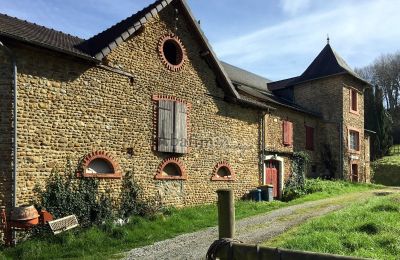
158, 34, 186, 71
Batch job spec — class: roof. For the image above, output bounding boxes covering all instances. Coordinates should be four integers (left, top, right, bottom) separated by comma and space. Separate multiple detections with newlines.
0, 13, 94, 61
2, 0, 277, 109
268, 43, 370, 90
220, 61, 271, 92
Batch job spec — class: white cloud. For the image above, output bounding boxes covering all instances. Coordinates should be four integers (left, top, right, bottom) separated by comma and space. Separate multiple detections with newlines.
280, 0, 312, 15
213, 0, 400, 80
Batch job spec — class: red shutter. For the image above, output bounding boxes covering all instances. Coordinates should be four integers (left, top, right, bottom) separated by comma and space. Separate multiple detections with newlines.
305, 126, 314, 151
283, 121, 293, 146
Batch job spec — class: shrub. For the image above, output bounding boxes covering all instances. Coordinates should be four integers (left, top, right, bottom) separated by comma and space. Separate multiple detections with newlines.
34, 161, 114, 227
34, 160, 157, 228
282, 152, 310, 201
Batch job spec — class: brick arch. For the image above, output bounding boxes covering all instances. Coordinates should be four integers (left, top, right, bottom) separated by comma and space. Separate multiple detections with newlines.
211, 161, 235, 181
157, 33, 186, 72
79, 151, 122, 179
155, 157, 187, 180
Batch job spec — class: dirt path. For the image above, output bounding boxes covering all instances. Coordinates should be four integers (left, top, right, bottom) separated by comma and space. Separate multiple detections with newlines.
122, 188, 397, 260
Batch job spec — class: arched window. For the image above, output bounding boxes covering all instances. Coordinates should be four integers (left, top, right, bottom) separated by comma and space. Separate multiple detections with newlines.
155, 157, 187, 180
80, 151, 121, 179
211, 161, 235, 181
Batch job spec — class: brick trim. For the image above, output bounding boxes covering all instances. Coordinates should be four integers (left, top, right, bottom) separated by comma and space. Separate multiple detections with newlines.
78, 151, 122, 179
155, 157, 187, 180
349, 88, 360, 115
211, 161, 235, 181
151, 95, 192, 152
158, 34, 186, 72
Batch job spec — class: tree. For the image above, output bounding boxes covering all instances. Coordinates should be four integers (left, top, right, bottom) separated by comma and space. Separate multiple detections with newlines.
355, 52, 400, 144
374, 87, 393, 158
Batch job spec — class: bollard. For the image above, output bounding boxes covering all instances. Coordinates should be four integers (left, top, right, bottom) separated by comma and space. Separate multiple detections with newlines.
217, 189, 235, 239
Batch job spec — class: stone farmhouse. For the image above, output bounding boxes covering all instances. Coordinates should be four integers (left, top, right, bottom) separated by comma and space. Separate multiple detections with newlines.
0, 0, 371, 209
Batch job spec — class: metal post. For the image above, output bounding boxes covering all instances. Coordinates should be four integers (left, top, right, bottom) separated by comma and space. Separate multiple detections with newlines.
217, 189, 235, 239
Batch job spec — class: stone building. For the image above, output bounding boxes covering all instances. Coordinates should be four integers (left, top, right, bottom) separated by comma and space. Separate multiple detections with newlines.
0, 0, 371, 209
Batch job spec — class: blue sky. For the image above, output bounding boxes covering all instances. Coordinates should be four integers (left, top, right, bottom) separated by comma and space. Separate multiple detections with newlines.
1, 0, 399, 80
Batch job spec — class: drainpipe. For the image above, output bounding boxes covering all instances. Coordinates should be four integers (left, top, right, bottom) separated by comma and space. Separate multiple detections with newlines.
260, 111, 267, 185
339, 121, 343, 179
0, 41, 17, 209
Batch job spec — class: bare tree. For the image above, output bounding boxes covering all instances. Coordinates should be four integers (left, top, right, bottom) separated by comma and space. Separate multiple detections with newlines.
355, 52, 400, 144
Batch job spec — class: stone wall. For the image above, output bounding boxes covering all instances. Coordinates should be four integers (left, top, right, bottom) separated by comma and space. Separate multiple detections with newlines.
0, 48, 13, 209
264, 105, 319, 180
292, 75, 369, 181
0, 5, 263, 208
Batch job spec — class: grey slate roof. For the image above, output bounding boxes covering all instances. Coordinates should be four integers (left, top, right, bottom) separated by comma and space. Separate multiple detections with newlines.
268, 43, 370, 90
220, 61, 272, 93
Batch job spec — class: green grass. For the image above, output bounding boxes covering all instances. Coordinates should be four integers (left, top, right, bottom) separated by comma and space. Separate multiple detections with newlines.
264, 193, 400, 260
389, 144, 400, 156
0, 180, 381, 260
373, 146, 400, 186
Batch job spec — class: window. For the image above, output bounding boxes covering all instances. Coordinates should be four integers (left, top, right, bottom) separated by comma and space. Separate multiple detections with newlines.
283, 121, 293, 146
157, 99, 188, 154
305, 126, 314, 151
350, 89, 358, 113
349, 130, 360, 151
155, 157, 187, 180
158, 34, 186, 71
211, 161, 235, 181
80, 151, 121, 179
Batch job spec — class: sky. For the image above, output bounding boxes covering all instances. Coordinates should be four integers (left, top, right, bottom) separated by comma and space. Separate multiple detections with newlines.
1, 0, 399, 81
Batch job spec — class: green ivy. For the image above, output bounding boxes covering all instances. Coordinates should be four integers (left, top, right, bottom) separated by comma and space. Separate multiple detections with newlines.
282, 151, 311, 201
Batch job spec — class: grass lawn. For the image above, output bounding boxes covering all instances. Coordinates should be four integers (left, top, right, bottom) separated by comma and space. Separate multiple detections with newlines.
264, 192, 400, 260
373, 146, 400, 186
0, 180, 381, 260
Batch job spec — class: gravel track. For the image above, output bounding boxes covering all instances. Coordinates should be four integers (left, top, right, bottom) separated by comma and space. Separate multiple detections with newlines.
123, 189, 396, 260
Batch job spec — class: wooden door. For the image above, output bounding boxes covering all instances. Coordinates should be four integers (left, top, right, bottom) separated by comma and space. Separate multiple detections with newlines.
265, 161, 279, 197
351, 164, 358, 182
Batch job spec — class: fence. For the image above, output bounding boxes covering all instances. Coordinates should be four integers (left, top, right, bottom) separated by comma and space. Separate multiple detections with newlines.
207, 189, 367, 260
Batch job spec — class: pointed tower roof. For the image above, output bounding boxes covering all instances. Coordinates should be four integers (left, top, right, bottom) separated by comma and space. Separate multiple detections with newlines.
268, 43, 370, 90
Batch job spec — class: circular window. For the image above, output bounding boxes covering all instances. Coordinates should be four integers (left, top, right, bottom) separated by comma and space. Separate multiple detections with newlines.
158, 34, 186, 71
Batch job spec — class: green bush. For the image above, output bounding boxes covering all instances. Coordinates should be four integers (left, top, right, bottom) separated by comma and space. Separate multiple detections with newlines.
282, 152, 310, 201
35, 164, 114, 227
34, 161, 154, 228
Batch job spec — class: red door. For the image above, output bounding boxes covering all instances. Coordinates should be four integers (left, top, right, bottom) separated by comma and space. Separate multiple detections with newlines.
265, 161, 279, 197
351, 164, 358, 182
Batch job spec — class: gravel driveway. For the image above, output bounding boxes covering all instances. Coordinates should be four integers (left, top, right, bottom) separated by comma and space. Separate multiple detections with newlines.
123, 188, 396, 260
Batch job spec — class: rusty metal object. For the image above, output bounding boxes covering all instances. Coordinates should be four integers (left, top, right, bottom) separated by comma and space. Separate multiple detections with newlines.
10, 205, 39, 225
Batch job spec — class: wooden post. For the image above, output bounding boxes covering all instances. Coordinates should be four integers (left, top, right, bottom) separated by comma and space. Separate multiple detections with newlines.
217, 189, 235, 239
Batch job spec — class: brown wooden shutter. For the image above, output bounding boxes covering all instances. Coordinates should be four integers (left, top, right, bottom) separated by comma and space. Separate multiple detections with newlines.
305, 126, 314, 151
174, 102, 188, 154
158, 100, 174, 153
283, 121, 293, 146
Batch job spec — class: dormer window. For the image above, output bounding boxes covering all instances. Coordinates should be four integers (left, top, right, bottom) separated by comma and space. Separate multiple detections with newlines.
350, 89, 358, 113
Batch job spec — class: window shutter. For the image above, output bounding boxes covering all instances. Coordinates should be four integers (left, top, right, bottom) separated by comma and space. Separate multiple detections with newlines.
174, 102, 188, 154
158, 100, 174, 153
283, 121, 293, 146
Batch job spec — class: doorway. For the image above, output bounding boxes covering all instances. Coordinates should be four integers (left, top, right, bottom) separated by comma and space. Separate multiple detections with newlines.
265, 160, 279, 197
351, 164, 358, 182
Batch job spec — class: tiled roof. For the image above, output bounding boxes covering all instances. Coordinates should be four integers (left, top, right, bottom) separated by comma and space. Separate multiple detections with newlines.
268, 43, 370, 90
78, 0, 169, 59
0, 13, 94, 60
220, 61, 272, 93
